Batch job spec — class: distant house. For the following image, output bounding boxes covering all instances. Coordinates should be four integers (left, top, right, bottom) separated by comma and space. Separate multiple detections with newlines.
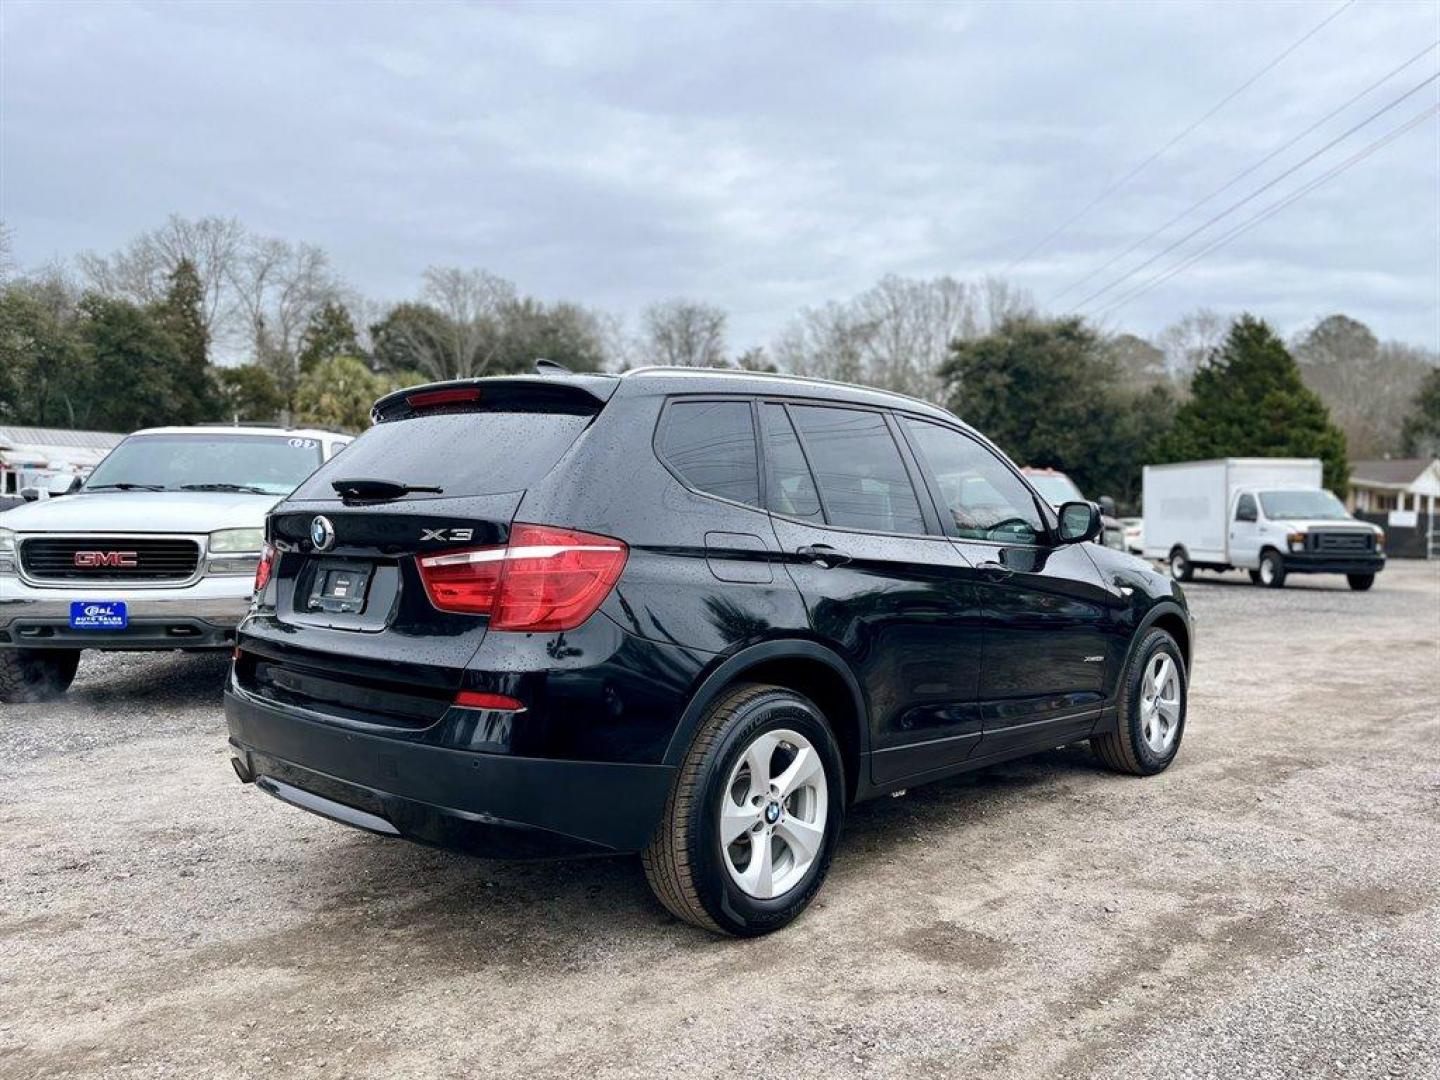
1347, 457, 1440, 559
0, 425, 124, 503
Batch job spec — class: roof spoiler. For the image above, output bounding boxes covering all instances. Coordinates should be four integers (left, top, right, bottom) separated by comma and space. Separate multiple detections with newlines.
372, 373, 619, 424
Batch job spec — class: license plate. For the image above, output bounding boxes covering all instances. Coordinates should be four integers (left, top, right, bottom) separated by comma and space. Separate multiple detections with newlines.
70, 600, 128, 630
306, 560, 372, 614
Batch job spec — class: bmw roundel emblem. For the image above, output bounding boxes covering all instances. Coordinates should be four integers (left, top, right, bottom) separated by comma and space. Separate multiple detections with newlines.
310, 515, 336, 551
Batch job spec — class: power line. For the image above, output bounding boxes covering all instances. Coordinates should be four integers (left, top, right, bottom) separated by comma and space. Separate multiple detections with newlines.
1049, 39, 1440, 305
1071, 69, 1440, 313
1002, 0, 1357, 275
1091, 105, 1440, 319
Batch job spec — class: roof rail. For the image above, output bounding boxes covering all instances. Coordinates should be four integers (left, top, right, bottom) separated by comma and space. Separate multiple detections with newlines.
620, 365, 942, 412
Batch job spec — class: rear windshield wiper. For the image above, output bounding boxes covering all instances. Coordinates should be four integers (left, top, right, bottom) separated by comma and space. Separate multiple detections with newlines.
86, 482, 167, 492
330, 477, 444, 502
179, 482, 274, 495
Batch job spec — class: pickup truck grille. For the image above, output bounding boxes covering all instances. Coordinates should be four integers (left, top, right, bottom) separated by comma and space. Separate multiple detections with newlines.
1310, 531, 1373, 553
19, 537, 201, 582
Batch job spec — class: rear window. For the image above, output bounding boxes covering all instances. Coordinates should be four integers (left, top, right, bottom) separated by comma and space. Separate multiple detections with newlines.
292, 412, 591, 501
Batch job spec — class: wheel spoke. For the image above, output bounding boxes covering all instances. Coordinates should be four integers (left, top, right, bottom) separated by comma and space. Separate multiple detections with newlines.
740, 834, 775, 898
1156, 696, 1180, 727
774, 817, 823, 866
742, 732, 779, 797
773, 746, 822, 799
720, 801, 762, 845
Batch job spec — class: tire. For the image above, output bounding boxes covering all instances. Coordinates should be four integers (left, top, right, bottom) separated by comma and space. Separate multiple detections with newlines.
1258, 550, 1287, 588
0, 648, 81, 704
1347, 573, 1375, 591
1092, 628, 1187, 777
1168, 546, 1194, 582
642, 683, 845, 937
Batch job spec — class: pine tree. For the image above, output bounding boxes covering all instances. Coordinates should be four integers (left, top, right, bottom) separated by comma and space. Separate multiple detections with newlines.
153, 259, 219, 422
1401, 367, 1440, 457
1155, 314, 1349, 492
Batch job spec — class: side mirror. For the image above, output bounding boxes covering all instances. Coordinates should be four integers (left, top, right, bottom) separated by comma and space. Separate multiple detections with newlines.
20, 487, 41, 502
1057, 500, 1102, 544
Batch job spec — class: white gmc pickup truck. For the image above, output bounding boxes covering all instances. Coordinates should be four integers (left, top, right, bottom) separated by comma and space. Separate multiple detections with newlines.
0, 425, 349, 702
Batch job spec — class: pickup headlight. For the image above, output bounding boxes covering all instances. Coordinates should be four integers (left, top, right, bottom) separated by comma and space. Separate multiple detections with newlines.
1287, 531, 1307, 552
0, 528, 14, 575
209, 528, 264, 554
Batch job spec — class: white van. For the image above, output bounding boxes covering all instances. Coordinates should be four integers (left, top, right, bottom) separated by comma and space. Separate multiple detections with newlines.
1142, 458, 1384, 590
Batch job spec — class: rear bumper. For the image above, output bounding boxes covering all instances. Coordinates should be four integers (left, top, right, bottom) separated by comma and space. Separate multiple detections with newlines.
1281, 553, 1385, 575
224, 687, 676, 858
0, 577, 251, 649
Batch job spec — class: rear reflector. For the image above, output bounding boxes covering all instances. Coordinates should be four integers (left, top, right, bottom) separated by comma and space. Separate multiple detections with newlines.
406, 387, 482, 409
453, 690, 525, 711
416, 523, 627, 632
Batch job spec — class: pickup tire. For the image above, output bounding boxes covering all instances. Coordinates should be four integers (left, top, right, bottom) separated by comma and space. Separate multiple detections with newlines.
1092, 628, 1186, 776
642, 683, 844, 937
0, 648, 81, 703
1258, 550, 1287, 588
1168, 546, 1194, 582
1347, 573, 1375, 591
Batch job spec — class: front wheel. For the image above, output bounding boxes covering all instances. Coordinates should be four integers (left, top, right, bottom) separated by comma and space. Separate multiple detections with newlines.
1347, 573, 1375, 591
1258, 550, 1287, 588
1168, 546, 1194, 582
0, 648, 81, 703
642, 683, 844, 936
1092, 629, 1187, 776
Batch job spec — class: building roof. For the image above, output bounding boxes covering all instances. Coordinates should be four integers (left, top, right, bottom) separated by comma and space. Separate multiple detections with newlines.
0, 425, 124, 452
1350, 458, 1440, 488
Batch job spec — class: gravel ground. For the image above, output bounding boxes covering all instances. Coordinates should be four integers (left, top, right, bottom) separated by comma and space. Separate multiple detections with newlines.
1, 561, 1437, 1080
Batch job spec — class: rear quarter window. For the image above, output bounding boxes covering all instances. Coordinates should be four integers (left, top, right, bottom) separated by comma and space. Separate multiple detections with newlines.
292, 411, 592, 501
655, 400, 761, 507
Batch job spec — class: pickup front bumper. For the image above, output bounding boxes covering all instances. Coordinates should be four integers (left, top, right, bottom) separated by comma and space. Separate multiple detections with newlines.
0, 576, 253, 650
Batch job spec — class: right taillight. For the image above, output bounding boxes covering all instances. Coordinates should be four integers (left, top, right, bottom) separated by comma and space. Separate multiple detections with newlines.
416, 523, 627, 632
254, 542, 277, 594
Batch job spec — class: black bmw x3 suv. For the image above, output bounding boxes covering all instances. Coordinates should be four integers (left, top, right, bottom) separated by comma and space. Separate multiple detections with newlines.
226, 366, 1193, 935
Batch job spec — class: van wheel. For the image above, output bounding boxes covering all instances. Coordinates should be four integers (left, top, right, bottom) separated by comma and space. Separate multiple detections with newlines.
1092, 629, 1186, 776
0, 648, 81, 703
1168, 546, 1194, 582
1347, 573, 1375, 591
1258, 550, 1287, 588
642, 683, 844, 937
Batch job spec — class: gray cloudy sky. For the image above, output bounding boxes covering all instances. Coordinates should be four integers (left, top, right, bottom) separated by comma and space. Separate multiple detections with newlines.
3, 0, 1437, 350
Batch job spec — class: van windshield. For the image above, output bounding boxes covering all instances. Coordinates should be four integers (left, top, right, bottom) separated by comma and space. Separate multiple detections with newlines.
291, 411, 591, 501
1259, 489, 1349, 520
85, 434, 324, 496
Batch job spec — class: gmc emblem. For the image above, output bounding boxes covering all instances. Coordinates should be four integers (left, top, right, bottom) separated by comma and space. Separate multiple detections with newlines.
74, 551, 139, 568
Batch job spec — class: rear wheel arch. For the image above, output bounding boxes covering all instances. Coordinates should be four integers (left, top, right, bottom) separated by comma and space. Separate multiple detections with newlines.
664, 641, 868, 803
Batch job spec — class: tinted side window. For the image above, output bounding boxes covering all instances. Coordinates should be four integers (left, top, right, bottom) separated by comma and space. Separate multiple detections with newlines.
788, 405, 925, 534
760, 404, 823, 521
902, 418, 1045, 544
657, 400, 760, 506
1235, 494, 1257, 521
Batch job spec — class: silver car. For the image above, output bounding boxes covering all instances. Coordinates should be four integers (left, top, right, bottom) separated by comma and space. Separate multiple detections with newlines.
0, 426, 349, 702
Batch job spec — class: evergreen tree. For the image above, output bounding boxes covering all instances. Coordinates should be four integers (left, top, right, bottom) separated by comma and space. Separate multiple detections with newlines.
1401, 367, 1440, 457
152, 258, 219, 422
298, 301, 361, 374
1155, 314, 1348, 491
216, 363, 286, 424
79, 295, 189, 431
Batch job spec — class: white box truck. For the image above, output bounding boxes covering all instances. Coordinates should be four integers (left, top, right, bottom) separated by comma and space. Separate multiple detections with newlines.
1142, 458, 1385, 590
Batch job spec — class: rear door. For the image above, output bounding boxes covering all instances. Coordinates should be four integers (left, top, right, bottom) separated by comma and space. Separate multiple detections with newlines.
760, 401, 986, 785
235, 384, 604, 729
896, 417, 1115, 756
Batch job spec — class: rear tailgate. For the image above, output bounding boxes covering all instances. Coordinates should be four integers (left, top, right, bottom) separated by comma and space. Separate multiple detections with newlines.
233, 377, 610, 727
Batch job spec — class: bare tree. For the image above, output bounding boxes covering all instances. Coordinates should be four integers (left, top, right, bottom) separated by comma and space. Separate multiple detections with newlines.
417, 267, 517, 379
642, 299, 727, 368
0, 220, 14, 283
1157, 308, 1228, 388
229, 237, 343, 397
77, 214, 245, 341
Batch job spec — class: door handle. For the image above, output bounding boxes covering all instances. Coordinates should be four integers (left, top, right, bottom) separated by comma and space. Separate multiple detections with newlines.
796, 544, 851, 568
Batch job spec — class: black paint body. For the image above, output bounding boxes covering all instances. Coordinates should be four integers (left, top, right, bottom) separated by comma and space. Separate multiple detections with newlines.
226, 370, 1193, 856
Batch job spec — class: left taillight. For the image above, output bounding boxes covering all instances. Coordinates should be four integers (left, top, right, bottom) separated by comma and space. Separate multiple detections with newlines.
416, 523, 627, 632
253, 542, 276, 594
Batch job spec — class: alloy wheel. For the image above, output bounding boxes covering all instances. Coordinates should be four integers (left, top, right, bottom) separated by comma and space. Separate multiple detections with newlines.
1140, 653, 1182, 754
720, 728, 828, 900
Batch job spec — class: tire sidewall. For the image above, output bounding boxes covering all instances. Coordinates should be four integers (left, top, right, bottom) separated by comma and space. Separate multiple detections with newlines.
1260, 550, 1285, 587
689, 690, 845, 936
1123, 632, 1188, 773
1169, 546, 1192, 582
